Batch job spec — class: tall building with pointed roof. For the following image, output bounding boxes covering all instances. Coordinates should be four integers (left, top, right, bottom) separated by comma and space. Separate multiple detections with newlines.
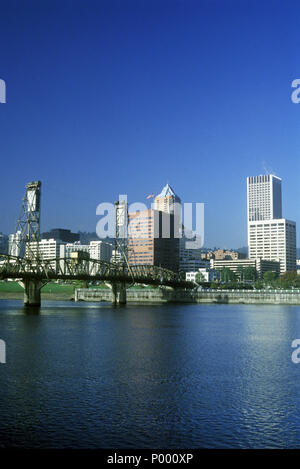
127, 184, 182, 272
153, 183, 181, 216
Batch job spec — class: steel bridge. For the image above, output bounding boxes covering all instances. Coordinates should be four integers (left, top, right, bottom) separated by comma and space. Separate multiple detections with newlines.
0, 254, 193, 305
1, 181, 193, 306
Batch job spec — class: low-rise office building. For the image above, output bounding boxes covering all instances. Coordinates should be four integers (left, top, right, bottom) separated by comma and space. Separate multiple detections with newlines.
186, 268, 220, 283
210, 258, 281, 278
41, 228, 80, 243
248, 219, 296, 274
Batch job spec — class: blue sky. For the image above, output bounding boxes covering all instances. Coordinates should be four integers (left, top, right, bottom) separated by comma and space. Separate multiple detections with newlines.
0, 0, 299, 248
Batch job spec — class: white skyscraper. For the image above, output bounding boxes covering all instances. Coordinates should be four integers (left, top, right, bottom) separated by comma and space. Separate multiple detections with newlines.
247, 174, 282, 222
247, 174, 296, 273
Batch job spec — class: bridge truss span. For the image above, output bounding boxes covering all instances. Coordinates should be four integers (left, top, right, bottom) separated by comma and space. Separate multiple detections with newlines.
0, 253, 193, 291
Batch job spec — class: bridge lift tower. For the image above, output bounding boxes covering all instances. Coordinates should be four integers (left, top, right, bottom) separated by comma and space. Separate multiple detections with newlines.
15, 181, 43, 306
112, 197, 130, 304
15, 180, 42, 259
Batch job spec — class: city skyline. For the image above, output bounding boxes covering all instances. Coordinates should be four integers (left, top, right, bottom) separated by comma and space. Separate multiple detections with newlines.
0, 1, 299, 248
1, 173, 298, 251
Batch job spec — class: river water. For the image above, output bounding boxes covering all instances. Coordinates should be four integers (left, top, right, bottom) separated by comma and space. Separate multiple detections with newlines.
1, 299, 300, 448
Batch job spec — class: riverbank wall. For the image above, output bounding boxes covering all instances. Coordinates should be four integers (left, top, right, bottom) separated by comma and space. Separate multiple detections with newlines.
2, 288, 299, 305
75, 288, 300, 305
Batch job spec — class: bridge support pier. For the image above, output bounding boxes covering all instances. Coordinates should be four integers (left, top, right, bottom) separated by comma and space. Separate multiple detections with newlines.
112, 282, 126, 305
23, 279, 42, 307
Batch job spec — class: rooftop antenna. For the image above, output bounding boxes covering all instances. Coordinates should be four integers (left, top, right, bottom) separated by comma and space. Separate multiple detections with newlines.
262, 160, 276, 176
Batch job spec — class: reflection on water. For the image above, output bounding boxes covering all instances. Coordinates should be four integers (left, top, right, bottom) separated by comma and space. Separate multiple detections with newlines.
0, 300, 300, 448
24, 305, 41, 315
